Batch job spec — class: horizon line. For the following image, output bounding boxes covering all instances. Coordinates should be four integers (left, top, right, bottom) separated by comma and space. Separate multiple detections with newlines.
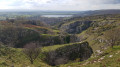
0, 9, 120, 12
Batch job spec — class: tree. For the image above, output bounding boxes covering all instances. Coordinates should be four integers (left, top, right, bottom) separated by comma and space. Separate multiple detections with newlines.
104, 28, 120, 48
23, 42, 41, 64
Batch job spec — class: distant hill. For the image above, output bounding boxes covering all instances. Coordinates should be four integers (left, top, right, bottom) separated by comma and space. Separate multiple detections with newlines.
75, 9, 120, 16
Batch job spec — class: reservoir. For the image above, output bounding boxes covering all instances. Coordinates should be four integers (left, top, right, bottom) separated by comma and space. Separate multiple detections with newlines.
41, 15, 73, 18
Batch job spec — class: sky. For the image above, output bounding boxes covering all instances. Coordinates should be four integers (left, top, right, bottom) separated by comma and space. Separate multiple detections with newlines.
0, 0, 120, 11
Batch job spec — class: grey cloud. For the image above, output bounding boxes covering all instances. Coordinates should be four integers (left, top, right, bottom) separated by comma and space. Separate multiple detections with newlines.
102, 0, 120, 4
110, 0, 120, 4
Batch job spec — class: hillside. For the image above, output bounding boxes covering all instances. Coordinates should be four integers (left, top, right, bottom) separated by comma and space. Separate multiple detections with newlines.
60, 46, 120, 67
59, 14, 120, 51
0, 12, 120, 67
0, 41, 93, 67
0, 41, 119, 67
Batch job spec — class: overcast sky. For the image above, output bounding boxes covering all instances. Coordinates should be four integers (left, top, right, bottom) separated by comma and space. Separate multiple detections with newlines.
0, 0, 120, 11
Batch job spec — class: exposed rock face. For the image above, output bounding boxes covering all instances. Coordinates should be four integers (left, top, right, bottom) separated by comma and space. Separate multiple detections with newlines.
60, 21, 92, 34
44, 41, 93, 66
56, 41, 93, 61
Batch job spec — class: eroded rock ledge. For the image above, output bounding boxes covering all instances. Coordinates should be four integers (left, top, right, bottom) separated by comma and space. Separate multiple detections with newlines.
44, 41, 93, 66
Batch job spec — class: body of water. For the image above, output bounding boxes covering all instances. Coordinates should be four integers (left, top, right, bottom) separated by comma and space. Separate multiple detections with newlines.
41, 15, 73, 18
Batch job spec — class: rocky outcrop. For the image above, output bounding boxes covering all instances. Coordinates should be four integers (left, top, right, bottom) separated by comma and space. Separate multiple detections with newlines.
44, 41, 93, 66
60, 21, 92, 34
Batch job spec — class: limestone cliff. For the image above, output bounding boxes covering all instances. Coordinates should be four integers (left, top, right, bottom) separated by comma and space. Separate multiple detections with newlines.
60, 21, 92, 34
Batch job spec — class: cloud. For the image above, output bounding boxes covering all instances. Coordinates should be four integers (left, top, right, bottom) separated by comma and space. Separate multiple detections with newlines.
0, 0, 120, 11
103, 0, 120, 4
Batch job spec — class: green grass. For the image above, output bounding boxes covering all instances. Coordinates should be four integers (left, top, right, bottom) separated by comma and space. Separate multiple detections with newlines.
42, 42, 83, 52
0, 45, 50, 67
41, 34, 58, 36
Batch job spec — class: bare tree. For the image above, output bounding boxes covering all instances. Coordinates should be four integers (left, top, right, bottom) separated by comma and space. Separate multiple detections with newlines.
104, 28, 120, 48
23, 42, 41, 64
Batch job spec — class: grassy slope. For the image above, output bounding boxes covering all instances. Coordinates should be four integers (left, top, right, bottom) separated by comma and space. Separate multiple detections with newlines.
0, 45, 50, 67
0, 42, 83, 67
60, 46, 120, 67
0, 40, 120, 67
42, 42, 83, 52
57, 14, 120, 67
75, 14, 120, 52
